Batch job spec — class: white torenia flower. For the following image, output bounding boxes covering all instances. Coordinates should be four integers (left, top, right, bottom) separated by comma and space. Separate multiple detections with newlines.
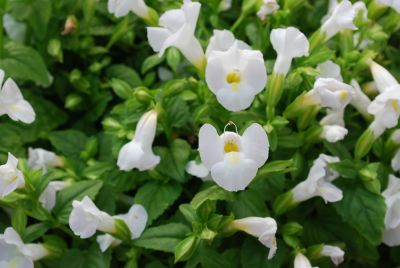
368, 84, 400, 137
377, 0, 400, 13
316, 60, 343, 82
320, 109, 348, 143
320, 245, 345, 266
321, 0, 338, 24
185, 160, 211, 181
382, 175, 400, 246
294, 253, 317, 268
0, 227, 49, 268
69, 196, 116, 239
28, 148, 63, 174
205, 30, 249, 58
392, 150, 400, 171
0, 70, 35, 124
0, 153, 25, 198
306, 78, 355, 110
147, 0, 205, 70
39, 181, 70, 211
97, 204, 148, 252
349, 79, 371, 118
370, 61, 399, 93
230, 217, 277, 259
270, 27, 309, 75
108, 0, 150, 19
320, 0, 357, 41
198, 123, 269, 191
206, 42, 267, 111
257, 0, 280, 21
117, 110, 160, 171
292, 154, 342, 203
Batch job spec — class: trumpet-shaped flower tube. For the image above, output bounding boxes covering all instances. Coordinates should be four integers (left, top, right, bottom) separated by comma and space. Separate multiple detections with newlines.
185, 160, 211, 181
0, 70, 35, 124
0, 153, 25, 198
230, 217, 277, 259
206, 42, 267, 111
28, 148, 63, 174
69, 196, 116, 239
108, 0, 150, 20
0, 227, 49, 268
349, 79, 372, 118
39, 181, 70, 211
205, 30, 249, 58
257, 0, 280, 21
320, 109, 348, 143
370, 61, 399, 93
382, 175, 400, 246
320, 245, 345, 266
117, 110, 160, 171
292, 154, 342, 203
198, 123, 269, 191
294, 253, 317, 268
147, 0, 205, 70
270, 27, 309, 75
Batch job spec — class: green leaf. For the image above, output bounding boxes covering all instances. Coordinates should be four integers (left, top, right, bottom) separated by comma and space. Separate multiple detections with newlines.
142, 54, 164, 74
59, 245, 111, 268
229, 189, 268, 218
241, 237, 286, 268
107, 64, 142, 88
191, 185, 234, 209
53, 180, 103, 224
329, 159, 360, 179
1, 42, 50, 85
133, 223, 190, 253
334, 182, 386, 245
165, 97, 191, 129
256, 159, 295, 178
49, 130, 88, 157
135, 181, 182, 224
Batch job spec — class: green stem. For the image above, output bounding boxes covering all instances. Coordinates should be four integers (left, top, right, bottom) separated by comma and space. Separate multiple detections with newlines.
230, 13, 246, 32
0, 0, 6, 61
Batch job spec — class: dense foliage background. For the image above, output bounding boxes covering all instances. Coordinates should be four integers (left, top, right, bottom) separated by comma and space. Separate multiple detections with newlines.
0, 0, 400, 267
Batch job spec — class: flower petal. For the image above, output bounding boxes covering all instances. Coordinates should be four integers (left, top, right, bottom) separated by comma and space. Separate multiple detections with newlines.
198, 124, 223, 170
241, 123, 269, 167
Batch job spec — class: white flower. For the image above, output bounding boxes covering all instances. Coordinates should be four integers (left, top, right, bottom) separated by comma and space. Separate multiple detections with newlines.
0, 70, 35, 124
198, 123, 269, 191
3, 14, 26, 43
294, 253, 317, 268
349, 79, 371, 118
0, 227, 49, 268
185, 160, 211, 181
307, 78, 355, 110
320, 245, 344, 266
97, 204, 148, 252
353, 1, 368, 20
108, 0, 150, 19
205, 42, 267, 111
392, 150, 400, 171
368, 84, 400, 136
320, 109, 348, 143
377, 0, 400, 13
0, 153, 25, 198
69, 196, 116, 239
370, 61, 399, 93
39, 181, 70, 211
28, 148, 63, 174
321, 0, 339, 24
205, 30, 249, 58
316, 61, 343, 82
230, 217, 277, 259
117, 110, 160, 171
292, 154, 342, 203
270, 27, 309, 75
257, 0, 280, 21
382, 175, 400, 246
320, 0, 357, 41
147, 0, 205, 70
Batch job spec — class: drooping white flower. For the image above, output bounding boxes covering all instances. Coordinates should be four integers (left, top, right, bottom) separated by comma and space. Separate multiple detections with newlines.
320, 109, 348, 143
321, 0, 339, 24
185, 160, 211, 181
28, 148, 63, 174
198, 123, 269, 191
368, 84, 400, 137
0, 227, 49, 268
117, 110, 160, 171
320, 245, 345, 266
382, 175, 400, 246
230, 217, 277, 259
205, 30, 249, 58
0, 70, 35, 124
320, 0, 357, 41
392, 149, 400, 171
376, 0, 400, 13
270, 27, 309, 75
0, 153, 25, 198
97, 204, 148, 252
205, 42, 267, 111
69, 196, 116, 239
316, 61, 343, 82
292, 154, 342, 203
306, 78, 355, 110
294, 253, 317, 268
108, 0, 150, 19
147, 0, 205, 70
349, 79, 372, 118
39, 181, 70, 211
370, 61, 399, 93
257, 0, 280, 21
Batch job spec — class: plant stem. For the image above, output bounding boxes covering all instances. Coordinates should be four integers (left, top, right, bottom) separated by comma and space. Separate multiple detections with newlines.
0, 0, 6, 61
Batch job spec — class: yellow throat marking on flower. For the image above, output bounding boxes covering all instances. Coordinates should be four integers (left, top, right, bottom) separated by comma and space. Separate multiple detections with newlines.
391, 100, 399, 113
224, 140, 239, 153
226, 72, 241, 91
339, 90, 348, 103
